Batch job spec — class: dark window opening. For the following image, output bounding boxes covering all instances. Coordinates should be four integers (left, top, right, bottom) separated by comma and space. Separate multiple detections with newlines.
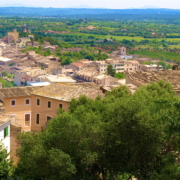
48, 101, 51, 108
47, 116, 51, 121
37, 99, 40, 106
36, 114, 40, 124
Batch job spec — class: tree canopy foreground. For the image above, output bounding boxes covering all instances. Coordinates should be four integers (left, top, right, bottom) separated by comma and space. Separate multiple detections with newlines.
13, 81, 180, 180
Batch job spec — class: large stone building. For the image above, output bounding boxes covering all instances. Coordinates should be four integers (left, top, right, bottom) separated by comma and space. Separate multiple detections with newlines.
8, 29, 19, 42
93, 59, 140, 73
74, 68, 121, 86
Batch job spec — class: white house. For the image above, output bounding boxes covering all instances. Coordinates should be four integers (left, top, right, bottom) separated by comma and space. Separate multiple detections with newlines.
0, 114, 11, 154
0, 114, 22, 163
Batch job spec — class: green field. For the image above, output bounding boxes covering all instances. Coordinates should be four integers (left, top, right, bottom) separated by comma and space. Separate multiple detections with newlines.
129, 50, 180, 62
65, 32, 180, 42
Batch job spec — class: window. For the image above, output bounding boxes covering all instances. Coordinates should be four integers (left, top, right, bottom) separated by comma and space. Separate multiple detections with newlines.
117, 68, 124, 70
25, 113, 30, 127
36, 114, 40, 124
48, 101, 51, 108
4, 126, 9, 138
47, 116, 52, 121
10, 99, 16, 107
59, 104, 63, 109
25, 98, 30, 105
37, 99, 40, 106
118, 64, 124, 66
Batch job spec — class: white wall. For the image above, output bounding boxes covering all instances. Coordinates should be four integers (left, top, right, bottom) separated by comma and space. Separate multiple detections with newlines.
0, 121, 11, 154
14, 71, 21, 86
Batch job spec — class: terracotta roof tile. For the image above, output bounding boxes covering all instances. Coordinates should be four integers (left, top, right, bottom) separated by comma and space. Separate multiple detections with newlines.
32, 82, 104, 102
0, 86, 42, 98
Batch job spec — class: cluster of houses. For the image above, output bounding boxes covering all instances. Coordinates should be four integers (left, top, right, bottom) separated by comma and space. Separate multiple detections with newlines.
0, 28, 173, 164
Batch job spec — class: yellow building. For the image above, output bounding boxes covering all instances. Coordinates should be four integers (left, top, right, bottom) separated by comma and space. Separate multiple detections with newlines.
0, 86, 41, 132
31, 82, 104, 132
0, 83, 104, 132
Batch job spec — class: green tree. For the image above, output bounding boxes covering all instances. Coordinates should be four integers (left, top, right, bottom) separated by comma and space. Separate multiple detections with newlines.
2, 71, 8, 77
0, 141, 13, 179
15, 81, 180, 180
107, 65, 116, 77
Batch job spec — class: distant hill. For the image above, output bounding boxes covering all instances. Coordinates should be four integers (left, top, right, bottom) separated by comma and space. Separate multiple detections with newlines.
139, 5, 160, 9
0, 7, 180, 19
67, 4, 93, 8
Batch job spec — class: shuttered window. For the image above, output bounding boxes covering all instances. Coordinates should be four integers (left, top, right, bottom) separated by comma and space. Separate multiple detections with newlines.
25, 114, 30, 126
4, 126, 9, 138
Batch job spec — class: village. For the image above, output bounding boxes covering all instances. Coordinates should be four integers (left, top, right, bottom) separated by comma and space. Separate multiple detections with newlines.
0, 28, 178, 164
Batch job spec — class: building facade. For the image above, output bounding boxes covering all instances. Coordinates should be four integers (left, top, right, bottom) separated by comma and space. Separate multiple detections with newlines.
0, 86, 41, 131
30, 82, 104, 132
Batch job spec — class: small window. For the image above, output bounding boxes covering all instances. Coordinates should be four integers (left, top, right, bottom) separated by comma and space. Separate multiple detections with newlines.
47, 116, 51, 121
48, 101, 51, 108
59, 104, 63, 109
36, 114, 40, 124
25, 114, 30, 127
11, 100, 16, 106
37, 99, 40, 106
25, 98, 30, 105
4, 126, 9, 138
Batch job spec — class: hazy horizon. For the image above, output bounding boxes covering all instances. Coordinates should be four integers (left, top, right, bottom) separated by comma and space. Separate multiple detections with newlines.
1, 0, 180, 9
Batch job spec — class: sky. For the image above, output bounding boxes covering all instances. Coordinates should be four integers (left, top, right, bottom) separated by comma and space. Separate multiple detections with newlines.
1, 0, 180, 9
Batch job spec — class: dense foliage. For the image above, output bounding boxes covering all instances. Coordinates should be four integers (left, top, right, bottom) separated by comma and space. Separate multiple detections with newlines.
0, 141, 13, 179
0, 78, 16, 88
14, 81, 180, 180
115, 72, 126, 79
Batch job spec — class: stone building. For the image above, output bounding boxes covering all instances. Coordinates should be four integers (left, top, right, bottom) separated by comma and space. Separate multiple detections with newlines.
74, 68, 121, 86
8, 29, 19, 42
140, 64, 163, 71
93, 59, 140, 73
